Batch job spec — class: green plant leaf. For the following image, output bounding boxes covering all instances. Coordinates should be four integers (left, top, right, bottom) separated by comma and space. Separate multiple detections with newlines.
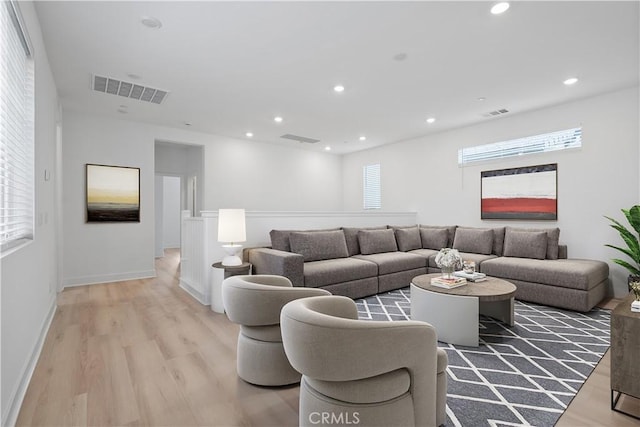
605, 244, 640, 264
612, 258, 640, 276
625, 205, 640, 235
606, 219, 640, 259
605, 208, 640, 276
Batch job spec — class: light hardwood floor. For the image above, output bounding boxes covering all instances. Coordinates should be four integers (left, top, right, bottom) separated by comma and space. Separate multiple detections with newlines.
16, 249, 640, 426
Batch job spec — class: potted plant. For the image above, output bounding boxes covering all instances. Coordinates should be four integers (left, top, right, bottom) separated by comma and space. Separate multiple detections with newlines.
605, 205, 640, 289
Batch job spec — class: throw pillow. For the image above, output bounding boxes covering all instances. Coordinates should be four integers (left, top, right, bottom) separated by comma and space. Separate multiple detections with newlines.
358, 229, 398, 255
503, 229, 548, 260
507, 227, 560, 259
420, 228, 449, 250
343, 226, 387, 256
420, 225, 457, 247
395, 227, 422, 252
289, 230, 349, 262
270, 228, 340, 252
452, 228, 494, 255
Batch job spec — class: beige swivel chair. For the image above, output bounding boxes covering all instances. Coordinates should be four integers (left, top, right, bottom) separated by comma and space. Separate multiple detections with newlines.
281, 295, 448, 427
222, 274, 331, 386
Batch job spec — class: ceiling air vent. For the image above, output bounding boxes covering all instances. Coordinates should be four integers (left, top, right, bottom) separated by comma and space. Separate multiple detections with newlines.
280, 134, 320, 144
92, 75, 169, 104
482, 108, 509, 118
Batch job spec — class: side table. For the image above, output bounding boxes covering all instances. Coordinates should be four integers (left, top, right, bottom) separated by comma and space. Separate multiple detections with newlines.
211, 262, 252, 313
611, 293, 640, 419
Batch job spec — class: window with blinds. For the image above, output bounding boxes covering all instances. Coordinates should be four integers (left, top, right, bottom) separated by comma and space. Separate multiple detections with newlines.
363, 163, 381, 210
458, 127, 582, 166
1, 1, 35, 254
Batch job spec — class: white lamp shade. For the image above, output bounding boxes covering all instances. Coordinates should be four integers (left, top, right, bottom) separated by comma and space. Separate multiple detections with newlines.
217, 209, 246, 243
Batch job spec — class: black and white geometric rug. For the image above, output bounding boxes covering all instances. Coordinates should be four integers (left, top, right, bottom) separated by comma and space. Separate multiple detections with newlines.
355, 287, 611, 427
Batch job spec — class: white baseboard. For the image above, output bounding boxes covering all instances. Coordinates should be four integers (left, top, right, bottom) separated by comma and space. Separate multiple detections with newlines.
179, 278, 208, 305
62, 269, 156, 288
2, 297, 57, 427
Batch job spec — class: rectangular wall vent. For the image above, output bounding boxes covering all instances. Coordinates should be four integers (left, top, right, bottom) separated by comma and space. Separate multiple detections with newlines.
280, 134, 320, 144
92, 74, 169, 104
482, 108, 509, 118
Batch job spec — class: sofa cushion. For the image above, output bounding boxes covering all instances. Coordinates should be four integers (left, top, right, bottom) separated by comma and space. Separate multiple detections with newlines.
480, 257, 609, 291
455, 227, 505, 256
270, 228, 340, 252
503, 229, 547, 260
358, 229, 398, 255
353, 252, 426, 275
507, 227, 560, 260
343, 226, 387, 256
491, 227, 506, 256
409, 248, 439, 262
420, 225, 457, 247
420, 228, 449, 250
303, 258, 378, 288
453, 228, 494, 255
289, 230, 349, 262
395, 227, 422, 252
305, 368, 410, 404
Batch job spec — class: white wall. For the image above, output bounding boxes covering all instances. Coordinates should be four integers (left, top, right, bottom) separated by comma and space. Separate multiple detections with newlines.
162, 176, 181, 249
343, 87, 640, 297
1, 2, 59, 424
61, 111, 344, 287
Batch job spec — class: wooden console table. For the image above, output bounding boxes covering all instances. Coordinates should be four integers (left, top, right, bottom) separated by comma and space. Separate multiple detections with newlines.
611, 293, 640, 419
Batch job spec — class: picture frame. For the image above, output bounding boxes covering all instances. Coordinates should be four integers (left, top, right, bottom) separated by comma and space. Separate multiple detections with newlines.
86, 164, 140, 222
481, 163, 557, 220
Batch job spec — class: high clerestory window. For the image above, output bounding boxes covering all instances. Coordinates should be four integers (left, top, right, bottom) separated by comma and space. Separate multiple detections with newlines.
458, 127, 582, 166
363, 163, 381, 210
1, 1, 35, 255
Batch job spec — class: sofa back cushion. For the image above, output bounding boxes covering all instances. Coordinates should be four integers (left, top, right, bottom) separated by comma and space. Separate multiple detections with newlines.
343, 226, 388, 256
503, 229, 548, 260
420, 228, 449, 250
289, 230, 349, 262
507, 226, 560, 259
453, 228, 494, 255
420, 225, 457, 247
358, 229, 398, 255
395, 227, 422, 252
270, 228, 340, 252
491, 227, 506, 256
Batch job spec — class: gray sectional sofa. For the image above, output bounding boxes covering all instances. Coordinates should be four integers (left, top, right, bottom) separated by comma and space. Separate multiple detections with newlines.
247, 225, 609, 312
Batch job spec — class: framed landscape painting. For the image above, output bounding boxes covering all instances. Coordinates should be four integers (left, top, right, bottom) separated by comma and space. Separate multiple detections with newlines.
481, 163, 557, 220
86, 164, 140, 222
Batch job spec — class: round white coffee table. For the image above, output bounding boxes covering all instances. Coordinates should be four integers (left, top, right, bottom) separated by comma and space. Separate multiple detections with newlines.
411, 273, 516, 347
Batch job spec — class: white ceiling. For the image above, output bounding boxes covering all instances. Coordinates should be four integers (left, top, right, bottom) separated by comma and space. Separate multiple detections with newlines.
35, 1, 639, 154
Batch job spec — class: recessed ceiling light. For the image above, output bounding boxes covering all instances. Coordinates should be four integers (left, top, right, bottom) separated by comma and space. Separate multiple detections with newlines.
184, 122, 192, 126
274, 116, 283, 123
426, 117, 436, 124
477, 97, 486, 102
140, 16, 162, 29
333, 85, 345, 93
126, 73, 142, 80
563, 77, 579, 85
491, 2, 510, 15
324, 146, 332, 151
117, 107, 128, 114
245, 132, 253, 137
359, 136, 366, 141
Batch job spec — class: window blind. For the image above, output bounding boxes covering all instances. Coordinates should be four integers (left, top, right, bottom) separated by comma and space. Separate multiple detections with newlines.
363, 163, 381, 210
458, 127, 582, 166
1, 1, 35, 254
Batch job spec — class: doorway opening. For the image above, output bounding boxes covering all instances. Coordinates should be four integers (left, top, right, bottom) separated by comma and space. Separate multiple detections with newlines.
154, 141, 204, 258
